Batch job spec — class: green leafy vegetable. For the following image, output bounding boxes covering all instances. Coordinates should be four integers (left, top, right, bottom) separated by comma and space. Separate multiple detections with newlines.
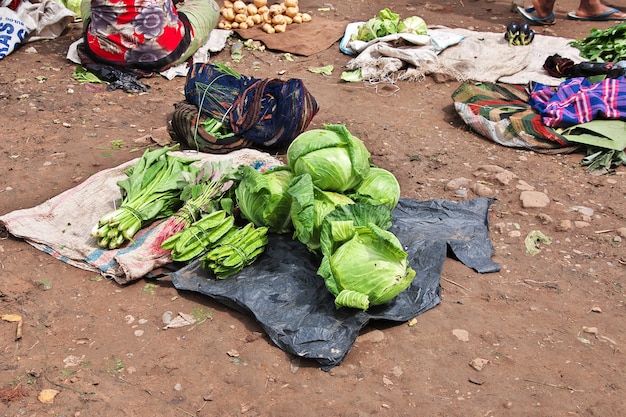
398, 16, 427, 35
202, 223, 269, 279
351, 8, 427, 42
91, 145, 197, 249
317, 204, 415, 311
72, 66, 105, 84
162, 210, 234, 262
569, 22, 626, 62
288, 173, 354, 254
349, 167, 401, 210
234, 165, 295, 234
287, 124, 371, 193
154, 160, 236, 253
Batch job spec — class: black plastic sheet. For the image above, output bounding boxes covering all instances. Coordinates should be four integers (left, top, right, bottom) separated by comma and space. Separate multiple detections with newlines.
170, 197, 499, 370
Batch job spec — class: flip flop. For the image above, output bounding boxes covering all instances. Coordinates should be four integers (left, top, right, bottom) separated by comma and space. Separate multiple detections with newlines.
516, 6, 556, 26
567, 8, 626, 21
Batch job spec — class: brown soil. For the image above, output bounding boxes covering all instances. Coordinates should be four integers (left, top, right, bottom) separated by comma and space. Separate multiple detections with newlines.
1, 1, 625, 416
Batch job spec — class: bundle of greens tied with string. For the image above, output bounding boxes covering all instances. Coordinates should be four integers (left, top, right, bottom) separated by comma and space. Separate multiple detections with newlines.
91, 145, 198, 250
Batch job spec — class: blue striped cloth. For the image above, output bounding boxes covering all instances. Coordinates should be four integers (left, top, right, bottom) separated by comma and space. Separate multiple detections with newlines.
529, 76, 626, 128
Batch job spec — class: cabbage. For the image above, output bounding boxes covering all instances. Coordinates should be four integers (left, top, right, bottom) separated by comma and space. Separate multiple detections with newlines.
234, 165, 294, 233
349, 167, 401, 210
398, 16, 427, 35
353, 8, 401, 42
317, 204, 415, 311
288, 173, 354, 254
287, 124, 371, 192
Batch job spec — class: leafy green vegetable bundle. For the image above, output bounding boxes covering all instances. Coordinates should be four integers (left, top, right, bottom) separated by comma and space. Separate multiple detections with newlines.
91, 145, 198, 249
570, 22, 626, 63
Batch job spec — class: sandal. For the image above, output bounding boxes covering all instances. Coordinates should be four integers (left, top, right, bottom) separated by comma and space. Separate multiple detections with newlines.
516, 6, 556, 26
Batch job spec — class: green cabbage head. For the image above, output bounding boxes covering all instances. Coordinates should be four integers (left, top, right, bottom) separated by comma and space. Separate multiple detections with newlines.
349, 167, 401, 210
288, 173, 354, 254
318, 220, 416, 311
287, 124, 371, 193
234, 165, 294, 234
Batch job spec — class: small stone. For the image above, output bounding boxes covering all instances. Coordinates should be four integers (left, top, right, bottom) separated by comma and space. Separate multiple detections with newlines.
134, 329, 144, 337
357, 329, 385, 343
471, 182, 495, 197
616, 227, 626, 238
445, 177, 471, 191
508, 230, 521, 238
569, 205, 594, 217
452, 328, 469, 342
574, 221, 590, 228
537, 213, 553, 224
515, 180, 535, 191
582, 326, 598, 335
162, 311, 173, 324
469, 358, 489, 371
556, 219, 572, 231
520, 191, 550, 208
174, 383, 182, 391
494, 170, 517, 185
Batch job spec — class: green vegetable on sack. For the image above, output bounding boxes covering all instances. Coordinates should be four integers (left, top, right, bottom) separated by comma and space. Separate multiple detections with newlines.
234, 165, 295, 233
287, 124, 371, 193
348, 167, 401, 210
317, 204, 415, 311
202, 223, 269, 279
91, 145, 198, 249
162, 210, 234, 262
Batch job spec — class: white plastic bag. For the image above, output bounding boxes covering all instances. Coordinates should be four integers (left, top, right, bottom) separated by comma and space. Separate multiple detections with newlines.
0, 6, 30, 59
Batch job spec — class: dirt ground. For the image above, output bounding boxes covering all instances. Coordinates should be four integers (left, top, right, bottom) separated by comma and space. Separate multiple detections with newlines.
1, 0, 625, 416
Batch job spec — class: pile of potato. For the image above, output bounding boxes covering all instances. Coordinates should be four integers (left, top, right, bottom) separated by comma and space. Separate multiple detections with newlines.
218, 0, 312, 33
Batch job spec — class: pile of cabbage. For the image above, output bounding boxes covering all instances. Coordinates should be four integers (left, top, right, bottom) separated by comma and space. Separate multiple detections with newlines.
234, 124, 416, 311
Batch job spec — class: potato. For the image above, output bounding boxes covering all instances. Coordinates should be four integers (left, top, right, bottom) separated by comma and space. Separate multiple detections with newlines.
285, 6, 298, 18
222, 7, 235, 21
271, 13, 285, 25
268, 4, 282, 15
254, 0, 267, 7
246, 4, 258, 16
232, 0, 247, 14
301, 12, 311, 22
284, 0, 297, 7
223, 0, 234, 8
292, 13, 302, 23
234, 13, 247, 23
257, 5, 268, 14
251, 13, 262, 24
274, 23, 286, 33
262, 22, 275, 33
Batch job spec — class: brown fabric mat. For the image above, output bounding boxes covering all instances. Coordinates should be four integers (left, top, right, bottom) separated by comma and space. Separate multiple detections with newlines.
234, 17, 348, 56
